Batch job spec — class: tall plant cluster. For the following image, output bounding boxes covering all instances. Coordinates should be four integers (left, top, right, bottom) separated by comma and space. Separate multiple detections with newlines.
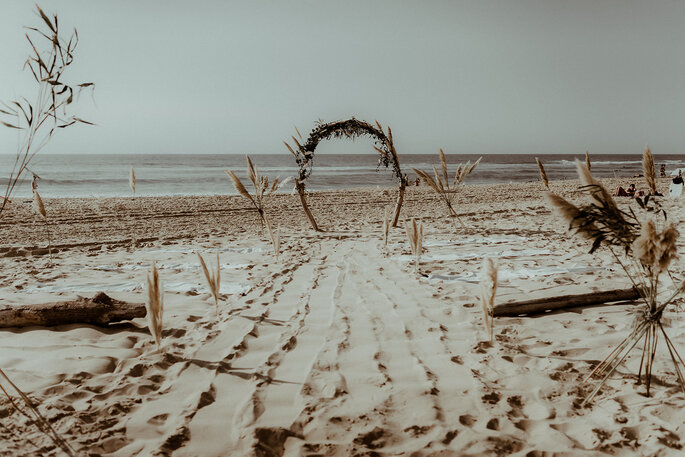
0, 5, 93, 218
225, 155, 289, 227
413, 149, 481, 228
545, 148, 684, 403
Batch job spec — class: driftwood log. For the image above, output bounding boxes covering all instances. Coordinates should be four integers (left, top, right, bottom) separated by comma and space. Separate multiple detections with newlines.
0, 292, 146, 328
493, 287, 641, 317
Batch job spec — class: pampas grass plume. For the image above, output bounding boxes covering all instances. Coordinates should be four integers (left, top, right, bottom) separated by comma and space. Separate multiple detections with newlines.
32, 189, 46, 220
265, 213, 280, 261
480, 258, 498, 342
585, 150, 591, 171
146, 262, 164, 351
197, 252, 221, 310
536, 158, 549, 189
657, 222, 679, 273
643, 146, 657, 195
633, 219, 659, 269
129, 166, 136, 196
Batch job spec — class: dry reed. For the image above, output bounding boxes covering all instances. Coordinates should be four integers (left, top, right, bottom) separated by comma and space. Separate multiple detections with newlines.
225, 155, 289, 226
146, 262, 164, 350
403, 218, 423, 272
129, 166, 136, 196
0, 5, 93, 219
198, 253, 221, 312
264, 214, 280, 261
536, 158, 549, 189
0, 368, 75, 455
545, 160, 685, 404
585, 150, 591, 171
32, 189, 51, 256
479, 258, 498, 342
412, 150, 481, 228
643, 146, 657, 195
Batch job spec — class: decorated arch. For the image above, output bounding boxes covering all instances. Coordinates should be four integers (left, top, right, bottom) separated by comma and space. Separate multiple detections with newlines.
284, 118, 408, 231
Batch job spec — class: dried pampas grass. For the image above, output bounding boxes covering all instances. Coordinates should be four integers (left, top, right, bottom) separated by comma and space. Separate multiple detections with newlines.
225, 155, 288, 226
198, 253, 221, 312
643, 146, 657, 195
129, 166, 136, 196
0, 367, 75, 455
403, 218, 423, 272
264, 214, 280, 261
412, 150, 481, 229
32, 189, 51, 256
480, 258, 497, 342
585, 150, 591, 171
146, 262, 164, 351
536, 158, 549, 189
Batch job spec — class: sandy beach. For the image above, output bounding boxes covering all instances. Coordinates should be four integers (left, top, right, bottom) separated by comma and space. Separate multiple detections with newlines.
1, 178, 684, 456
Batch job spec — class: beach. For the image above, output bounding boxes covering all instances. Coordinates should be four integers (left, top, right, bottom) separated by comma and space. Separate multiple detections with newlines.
1, 177, 684, 456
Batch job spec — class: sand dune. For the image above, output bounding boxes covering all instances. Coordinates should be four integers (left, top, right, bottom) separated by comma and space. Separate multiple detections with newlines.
1, 179, 684, 456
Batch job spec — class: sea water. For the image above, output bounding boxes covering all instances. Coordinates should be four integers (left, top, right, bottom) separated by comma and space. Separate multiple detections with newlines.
1, 153, 684, 198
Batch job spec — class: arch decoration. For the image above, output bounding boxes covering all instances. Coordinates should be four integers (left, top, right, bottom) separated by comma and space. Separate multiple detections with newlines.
283, 118, 408, 231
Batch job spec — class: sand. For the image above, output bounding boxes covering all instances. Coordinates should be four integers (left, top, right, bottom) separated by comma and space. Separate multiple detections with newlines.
1, 178, 684, 456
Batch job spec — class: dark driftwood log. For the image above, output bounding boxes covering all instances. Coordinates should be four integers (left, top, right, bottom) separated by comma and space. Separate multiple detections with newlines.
493, 287, 641, 317
0, 292, 146, 328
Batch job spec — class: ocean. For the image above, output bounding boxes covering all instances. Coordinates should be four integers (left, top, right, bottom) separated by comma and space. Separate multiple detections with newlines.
1, 153, 684, 198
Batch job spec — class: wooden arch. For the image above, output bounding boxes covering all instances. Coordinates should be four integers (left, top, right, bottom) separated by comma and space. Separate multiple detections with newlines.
284, 118, 407, 231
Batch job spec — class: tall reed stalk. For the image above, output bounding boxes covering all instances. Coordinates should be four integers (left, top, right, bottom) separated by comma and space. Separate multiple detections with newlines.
32, 189, 51, 256
146, 262, 164, 351
403, 218, 423, 272
0, 5, 93, 220
198, 253, 221, 313
412, 150, 481, 229
225, 155, 290, 227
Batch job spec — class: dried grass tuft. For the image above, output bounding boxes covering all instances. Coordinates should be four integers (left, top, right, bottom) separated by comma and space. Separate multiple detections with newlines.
146, 262, 164, 351
197, 253, 221, 311
0, 368, 75, 455
129, 166, 136, 196
585, 150, 592, 171
642, 146, 657, 195
403, 218, 423, 272
32, 189, 51, 255
225, 155, 287, 226
412, 151, 481, 229
480, 258, 498, 342
264, 213, 280, 261
536, 157, 549, 189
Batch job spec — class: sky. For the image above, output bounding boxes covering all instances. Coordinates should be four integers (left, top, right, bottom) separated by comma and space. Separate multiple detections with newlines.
1, 0, 684, 156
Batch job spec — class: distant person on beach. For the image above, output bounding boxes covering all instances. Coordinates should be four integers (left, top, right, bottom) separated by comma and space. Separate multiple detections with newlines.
660, 164, 666, 177
615, 183, 636, 197
32, 174, 39, 191
673, 170, 684, 185
415, 177, 420, 186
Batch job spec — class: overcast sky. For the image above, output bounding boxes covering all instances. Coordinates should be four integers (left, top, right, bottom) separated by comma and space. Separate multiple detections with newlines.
1, 0, 684, 155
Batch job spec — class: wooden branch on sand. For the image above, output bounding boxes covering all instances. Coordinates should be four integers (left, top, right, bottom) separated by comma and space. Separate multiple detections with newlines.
493, 287, 640, 317
0, 292, 146, 328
